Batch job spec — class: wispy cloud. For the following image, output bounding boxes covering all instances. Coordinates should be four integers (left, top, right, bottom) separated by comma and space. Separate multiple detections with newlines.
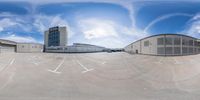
144, 13, 194, 33
185, 13, 200, 37
0, 1, 144, 47
79, 18, 118, 39
0, 18, 18, 32
78, 18, 147, 48
1, 34, 38, 43
33, 15, 74, 38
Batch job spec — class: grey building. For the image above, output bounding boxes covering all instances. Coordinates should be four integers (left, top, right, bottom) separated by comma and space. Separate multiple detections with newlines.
0, 39, 17, 53
44, 26, 107, 53
17, 43, 43, 53
45, 43, 106, 53
44, 26, 67, 49
124, 34, 200, 56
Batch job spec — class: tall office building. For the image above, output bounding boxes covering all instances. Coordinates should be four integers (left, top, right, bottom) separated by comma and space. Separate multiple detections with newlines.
44, 26, 67, 49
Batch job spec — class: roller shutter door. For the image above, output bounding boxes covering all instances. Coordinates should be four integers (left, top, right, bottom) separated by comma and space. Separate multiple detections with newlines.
0, 46, 15, 53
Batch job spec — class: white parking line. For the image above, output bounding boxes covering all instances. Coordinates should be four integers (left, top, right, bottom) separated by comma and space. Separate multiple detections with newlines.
154, 57, 163, 64
74, 59, 94, 73
0, 58, 15, 71
9, 58, 15, 65
173, 58, 181, 64
102, 61, 106, 64
48, 56, 65, 74
0, 72, 15, 90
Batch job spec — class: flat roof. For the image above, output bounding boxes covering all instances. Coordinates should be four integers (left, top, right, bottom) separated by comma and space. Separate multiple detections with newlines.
17, 42, 43, 45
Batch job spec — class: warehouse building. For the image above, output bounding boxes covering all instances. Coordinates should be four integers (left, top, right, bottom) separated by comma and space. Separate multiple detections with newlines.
45, 43, 106, 53
17, 43, 43, 53
0, 39, 17, 53
124, 34, 200, 56
0, 39, 43, 53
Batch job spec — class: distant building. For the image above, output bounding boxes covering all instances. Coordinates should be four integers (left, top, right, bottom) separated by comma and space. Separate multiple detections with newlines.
17, 43, 43, 53
0, 39, 43, 53
124, 34, 200, 56
44, 26, 67, 50
44, 26, 108, 53
45, 43, 106, 53
0, 39, 17, 53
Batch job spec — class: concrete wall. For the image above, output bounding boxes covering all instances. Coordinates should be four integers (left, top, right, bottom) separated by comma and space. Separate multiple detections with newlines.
17, 43, 43, 53
59, 27, 67, 47
0, 45, 16, 53
45, 46, 105, 53
124, 34, 200, 56
44, 30, 49, 48
0, 39, 16, 53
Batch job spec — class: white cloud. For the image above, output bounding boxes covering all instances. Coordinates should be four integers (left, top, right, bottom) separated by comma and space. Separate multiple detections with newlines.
92, 37, 125, 48
33, 15, 74, 38
78, 18, 148, 48
180, 13, 200, 37
185, 14, 200, 37
79, 18, 147, 40
0, 18, 18, 32
1, 34, 37, 43
79, 19, 118, 39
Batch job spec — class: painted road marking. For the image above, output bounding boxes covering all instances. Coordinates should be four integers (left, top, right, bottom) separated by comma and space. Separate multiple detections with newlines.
154, 57, 163, 64
173, 58, 182, 64
9, 58, 15, 65
0, 72, 15, 90
74, 59, 94, 73
48, 56, 65, 74
102, 61, 106, 64
0, 58, 15, 71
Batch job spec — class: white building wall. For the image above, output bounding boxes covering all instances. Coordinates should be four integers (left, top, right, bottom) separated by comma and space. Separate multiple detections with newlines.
125, 34, 200, 56
17, 43, 43, 53
59, 27, 68, 47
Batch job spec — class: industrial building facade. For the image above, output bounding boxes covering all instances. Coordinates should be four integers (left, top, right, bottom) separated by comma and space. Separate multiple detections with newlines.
0, 39, 17, 53
45, 43, 106, 53
17, 43, 43, 53
124, 34, 200, 56
0, 39, 43, 53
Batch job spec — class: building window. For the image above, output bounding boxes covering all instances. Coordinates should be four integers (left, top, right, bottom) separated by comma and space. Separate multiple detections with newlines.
48, 31, 60, 47
157, 38, 164, 45
189, 40, 193, 46
144, 41, 149, 47
165, 37, 173, 45
157, 47, 165, 54
182, 47, 188, 54
174, 38, 181, 45
182, 39, 189, 46
189, 47, 193, 53
194, 41, 198, 46
165, 47, 173, 55
174, 47, 181, 54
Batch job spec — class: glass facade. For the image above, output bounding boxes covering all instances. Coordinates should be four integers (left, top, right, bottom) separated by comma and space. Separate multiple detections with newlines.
48, 27, 60, 47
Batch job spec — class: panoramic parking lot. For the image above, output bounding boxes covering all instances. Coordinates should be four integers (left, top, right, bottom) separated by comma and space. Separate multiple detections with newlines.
0, 52, 200, 100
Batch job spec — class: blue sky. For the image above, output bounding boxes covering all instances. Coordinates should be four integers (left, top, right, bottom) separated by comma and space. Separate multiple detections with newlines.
0, 0, 200, 48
